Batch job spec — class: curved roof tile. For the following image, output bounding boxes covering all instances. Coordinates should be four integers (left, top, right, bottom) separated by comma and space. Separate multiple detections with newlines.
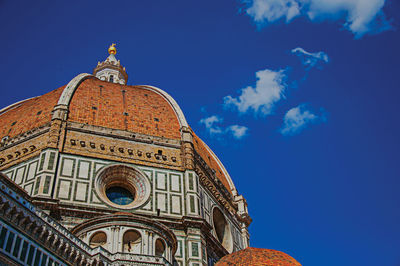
215, 247, 301, 266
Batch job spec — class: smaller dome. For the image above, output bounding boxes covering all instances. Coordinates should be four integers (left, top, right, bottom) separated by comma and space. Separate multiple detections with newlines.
215, 247, 301, 266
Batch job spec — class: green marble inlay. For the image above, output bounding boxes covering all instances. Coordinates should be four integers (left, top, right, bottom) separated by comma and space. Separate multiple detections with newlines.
39, 153, 46, 171
190, 195, 195, 213
43, 176, 51, 194
48, 152, 56, 170
188, 173, 194, 190
34, 176, 41, 195
192, 242, 199, 257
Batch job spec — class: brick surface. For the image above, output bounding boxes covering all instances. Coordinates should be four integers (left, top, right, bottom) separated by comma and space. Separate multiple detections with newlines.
68, 79, 181, 140
215, 247, 302, 266
0, 86, 65, 139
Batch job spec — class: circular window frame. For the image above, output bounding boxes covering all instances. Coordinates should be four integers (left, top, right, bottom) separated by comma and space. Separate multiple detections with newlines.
95, 164, 151, 209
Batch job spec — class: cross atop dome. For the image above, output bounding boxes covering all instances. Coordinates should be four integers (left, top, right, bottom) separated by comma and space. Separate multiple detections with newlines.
93, 43, 128, 84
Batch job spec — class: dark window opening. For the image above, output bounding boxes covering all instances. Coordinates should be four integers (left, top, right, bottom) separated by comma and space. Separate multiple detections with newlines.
109, 75, 114, 83
106, 186, 135, 205
20, 241, 29, 261
5, 231, 15, 252
34, 249, 41, 266
41, 253, 48, 266
0, 227, 8, 248
27, 246, 35, 265
12, 236, 21, 257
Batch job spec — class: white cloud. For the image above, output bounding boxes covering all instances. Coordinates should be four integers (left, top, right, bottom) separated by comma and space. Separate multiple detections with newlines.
291, 47, 329, 68
242, 0, 391, 37
280, 104, 324, 135
227, 125, 248, 139
200, 116, 248, 139
246, 0, 301, 23
200, 115, 223, 134
224, 69, 287, 116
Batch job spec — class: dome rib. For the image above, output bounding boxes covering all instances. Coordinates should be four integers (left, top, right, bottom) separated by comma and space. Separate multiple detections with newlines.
57, 73, 93, 106
139, 85, 188, 128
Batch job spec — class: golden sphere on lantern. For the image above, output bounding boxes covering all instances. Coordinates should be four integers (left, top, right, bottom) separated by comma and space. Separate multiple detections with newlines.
108, 43, 117, 55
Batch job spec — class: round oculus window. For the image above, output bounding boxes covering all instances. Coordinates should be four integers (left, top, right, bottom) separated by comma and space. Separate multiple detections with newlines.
95, 164, 151, 209
105, 186, 135, 205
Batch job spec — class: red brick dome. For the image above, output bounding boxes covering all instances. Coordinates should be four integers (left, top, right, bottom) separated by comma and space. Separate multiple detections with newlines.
0, 85, 65, 139
68, 78, 181, 140
0, 75, 236, 195
215, 247, 301, 266
0, 78, 181, 140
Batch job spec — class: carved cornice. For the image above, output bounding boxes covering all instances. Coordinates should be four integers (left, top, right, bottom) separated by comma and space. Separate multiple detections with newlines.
194, 153, 236, 214
66, 121, 180, 148
0, 123, 50, 151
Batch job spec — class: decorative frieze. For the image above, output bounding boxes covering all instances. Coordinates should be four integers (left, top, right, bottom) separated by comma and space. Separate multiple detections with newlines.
194, 155, 236, 215
0, 132, 48, 170
63, 129, 183, 171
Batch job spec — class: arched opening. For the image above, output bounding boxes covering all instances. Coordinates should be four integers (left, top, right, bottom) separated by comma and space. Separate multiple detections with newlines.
109, 75, 114, 83
155, 238, 165, 257
123, 230, 141, 253
89, 231, 107, 249
212, 207, 233, 252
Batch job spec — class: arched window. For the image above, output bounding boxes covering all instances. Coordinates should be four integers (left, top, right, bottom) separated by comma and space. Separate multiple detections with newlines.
89, 231, 107, 248
123, 230, 141, 253
155, 238, 165, 257
212, 207, 233, 252
109, 75, 114, 83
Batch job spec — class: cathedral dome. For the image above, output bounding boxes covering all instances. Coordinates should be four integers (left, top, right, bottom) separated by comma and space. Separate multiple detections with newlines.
215, 247, 301, 266
0, 72, 236, 196
0, 45, 255, 266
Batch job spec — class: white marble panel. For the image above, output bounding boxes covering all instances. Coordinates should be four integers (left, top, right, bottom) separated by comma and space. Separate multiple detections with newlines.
61, 158, 75, 177
156, 172, 166, 190
157, 193, 167, 212
15, 167, 25, 184
27, 161, 38, 181
75, 182, 88, 201
78, 161, 90, 179
58, 180, 71, 199
170, 174, 180, 192
171, 195, 181, 214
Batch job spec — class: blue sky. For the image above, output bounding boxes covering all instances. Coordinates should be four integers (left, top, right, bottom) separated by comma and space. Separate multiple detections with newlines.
1, 1, 399, 265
